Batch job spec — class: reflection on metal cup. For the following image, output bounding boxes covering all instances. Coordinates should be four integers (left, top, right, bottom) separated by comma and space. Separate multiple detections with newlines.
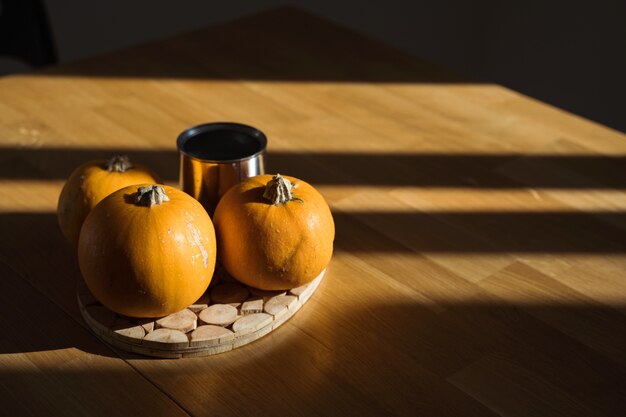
177, 122, 267, 215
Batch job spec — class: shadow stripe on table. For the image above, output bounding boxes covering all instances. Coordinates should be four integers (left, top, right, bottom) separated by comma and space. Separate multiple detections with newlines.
2, 147, 625, 188
2, 210, 625, 253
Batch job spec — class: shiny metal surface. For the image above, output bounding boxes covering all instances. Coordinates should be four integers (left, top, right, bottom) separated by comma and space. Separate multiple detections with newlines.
177, 122, 266, 214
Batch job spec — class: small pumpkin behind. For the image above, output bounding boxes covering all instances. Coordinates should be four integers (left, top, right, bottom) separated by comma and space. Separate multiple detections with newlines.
57, 155, 160, 245
213, 174, 334, 290
78, 184, 216, 318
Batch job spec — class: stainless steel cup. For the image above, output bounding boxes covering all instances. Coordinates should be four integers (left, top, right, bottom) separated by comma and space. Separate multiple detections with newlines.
177, 122, 267, 215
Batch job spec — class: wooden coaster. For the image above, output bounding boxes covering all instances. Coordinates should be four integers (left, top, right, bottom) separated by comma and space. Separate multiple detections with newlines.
77, 269, 325, 358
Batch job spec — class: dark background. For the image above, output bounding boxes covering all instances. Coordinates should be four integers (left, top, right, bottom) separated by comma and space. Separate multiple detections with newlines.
2, 0, 625, 132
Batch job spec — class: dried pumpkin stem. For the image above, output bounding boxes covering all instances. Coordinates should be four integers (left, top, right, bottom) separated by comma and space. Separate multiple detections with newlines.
135, 185, 169, 207
262, 174, 302, 205
105, 154, 132, 172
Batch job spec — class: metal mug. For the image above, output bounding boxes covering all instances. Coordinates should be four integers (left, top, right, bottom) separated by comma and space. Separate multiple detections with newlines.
177, 122, 267, 215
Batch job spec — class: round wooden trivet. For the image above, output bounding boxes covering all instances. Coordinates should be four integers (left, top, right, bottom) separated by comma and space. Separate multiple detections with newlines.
77, 268, 325, 358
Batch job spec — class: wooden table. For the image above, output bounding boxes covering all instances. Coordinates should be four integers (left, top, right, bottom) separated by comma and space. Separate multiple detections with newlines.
1, 7, 625, 416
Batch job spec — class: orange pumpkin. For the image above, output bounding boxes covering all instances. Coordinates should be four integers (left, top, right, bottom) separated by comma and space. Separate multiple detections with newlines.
213, 174, 334, 290
78, 184, 216, 318
57, 155, 160, 245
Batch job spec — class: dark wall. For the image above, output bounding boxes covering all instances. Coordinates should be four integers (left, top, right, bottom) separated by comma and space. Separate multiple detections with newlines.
301, 0, 626, 132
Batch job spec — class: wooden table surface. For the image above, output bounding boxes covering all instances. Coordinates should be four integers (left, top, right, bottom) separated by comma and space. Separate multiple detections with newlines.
1, 7, 625, 417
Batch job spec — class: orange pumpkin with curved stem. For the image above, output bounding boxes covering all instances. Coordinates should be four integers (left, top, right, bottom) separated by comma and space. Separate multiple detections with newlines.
213, 174, 334, 290
78, 184, 216, 318
57, 155, 160, 245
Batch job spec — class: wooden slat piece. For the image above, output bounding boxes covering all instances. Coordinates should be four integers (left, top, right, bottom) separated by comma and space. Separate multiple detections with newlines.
264, 295, 299, 321
190, 325, 235, 348
111, 319, 146, 343
131, 344, 183, 359
143, 328, 189, 350
198, 304, 238, 326
232, 313, 273, 336
289, 283, 310, 298
271, 301, 303, 331
240, 298, 264, 315
182, 344, 233, 357
156, 309, 197, 333
232, 324, 274, 349
137, 318, 155, 333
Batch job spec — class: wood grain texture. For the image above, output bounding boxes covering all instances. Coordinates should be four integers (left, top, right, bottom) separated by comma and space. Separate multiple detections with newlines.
1, 5, 625, 416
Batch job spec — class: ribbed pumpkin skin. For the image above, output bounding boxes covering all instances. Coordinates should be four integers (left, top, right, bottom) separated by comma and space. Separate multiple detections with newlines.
57, 160, 160, 245
213, 175, 334, 290
78, 184, 216, 318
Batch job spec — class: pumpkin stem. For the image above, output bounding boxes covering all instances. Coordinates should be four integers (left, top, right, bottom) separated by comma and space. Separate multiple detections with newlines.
263, 174, 301, 205
105, 154, 132, 172
135, 185, 170, 207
